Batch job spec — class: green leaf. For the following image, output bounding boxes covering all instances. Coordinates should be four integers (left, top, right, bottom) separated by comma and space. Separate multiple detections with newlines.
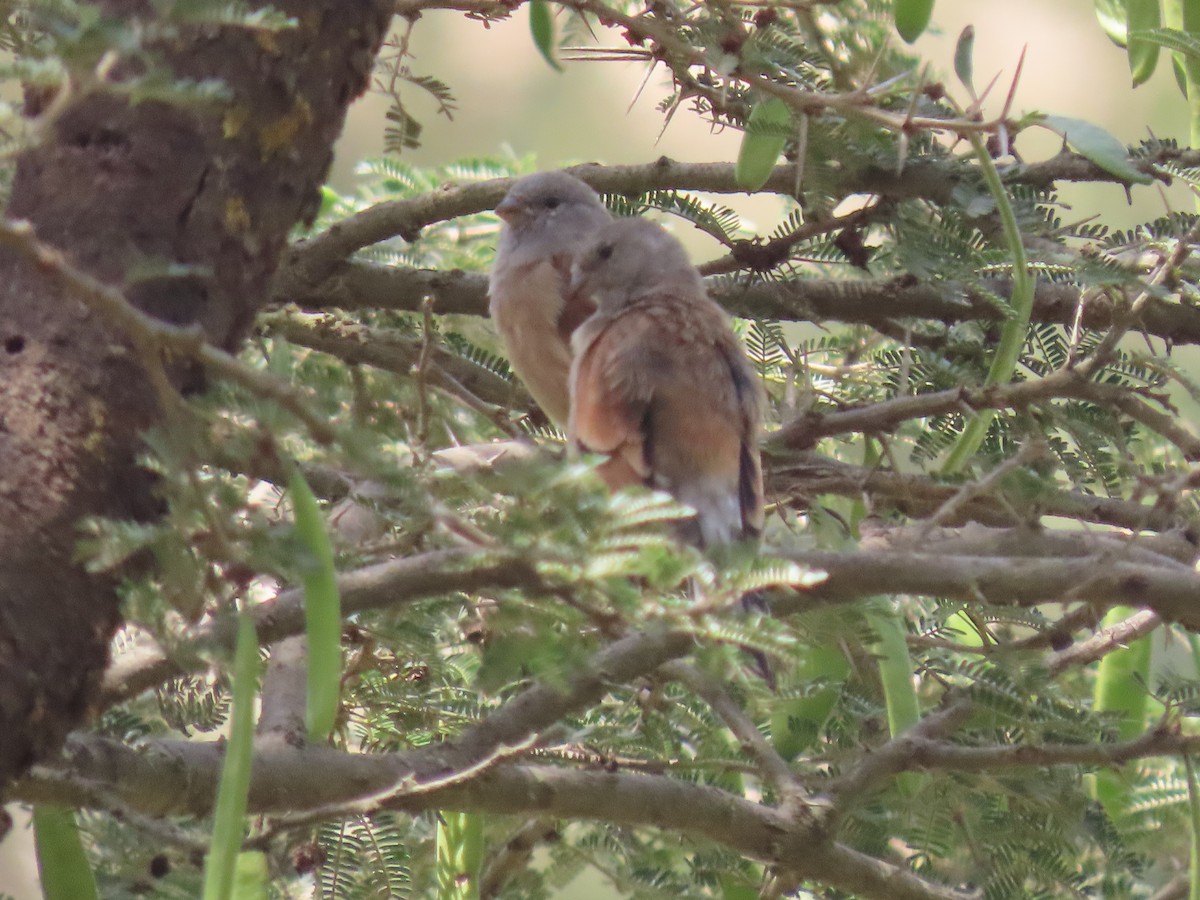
1039, 114, 1153, 184
735, 97, 790, 191
163, 0, 297, 31
945, 610, 987, 646
1127, 0, 1162, 84
1182, 0, 1200, 154
894, 0, 935, 42
953, 25, 975, 95
942, 130, 1035, 472
1096, 0, 1130, 45
436, 811, 483, 900
868, 610, 921, 795
289, 468, 342, 742
869, 612, 920, 735
1185, 0, 1200, 36
719, 875, 760, 900
529, 0, 562, 72
1093, 608, 1153, 740
1130, 25, 1200, 59
1092, 607, 1155, 817
202, 613, 261, 900
34, 806, 99, 900
232, 852, 269, 900
1165, 0, 1196, 95
770, 642, 849, 760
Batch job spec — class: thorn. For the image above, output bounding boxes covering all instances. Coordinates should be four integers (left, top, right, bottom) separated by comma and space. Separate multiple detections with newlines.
1001, 45, 1027, 120
972, 69, 1003, 115
629, 57, 658, 113
865, 68, 915, 97
902, 64, 929, 134
859, 34, 892, 95
655, 93, 684, 146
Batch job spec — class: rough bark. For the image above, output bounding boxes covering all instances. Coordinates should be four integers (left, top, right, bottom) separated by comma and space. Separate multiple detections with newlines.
0, 0, 392, 791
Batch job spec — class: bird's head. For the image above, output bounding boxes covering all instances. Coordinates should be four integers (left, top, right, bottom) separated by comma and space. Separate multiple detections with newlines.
494, 171, 606, 232
568, 217, 702, 309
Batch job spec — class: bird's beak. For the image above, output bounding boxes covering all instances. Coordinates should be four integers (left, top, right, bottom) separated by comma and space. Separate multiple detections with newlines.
494, 196, 527, 226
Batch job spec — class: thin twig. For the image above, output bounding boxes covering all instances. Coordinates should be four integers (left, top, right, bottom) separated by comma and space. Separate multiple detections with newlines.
480, 818, 559, 899
99, 550, 542, 707
915, 440, 1048, 539
1073, 219, 1200, 381
1046, 609, 1163, 675
414, 294, 436, 452
662, 661, 811, 815
826, 699, 974, 822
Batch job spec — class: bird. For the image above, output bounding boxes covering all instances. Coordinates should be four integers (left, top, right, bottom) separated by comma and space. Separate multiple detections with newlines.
489, 171, 612, 428
567, 217, 764, 549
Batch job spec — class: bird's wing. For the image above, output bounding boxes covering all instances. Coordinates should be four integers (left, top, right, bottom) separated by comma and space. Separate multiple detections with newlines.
719, 338, 766, 540
570, 310, 654, 489
571, 293, 764, 544
643, 297, 759, 545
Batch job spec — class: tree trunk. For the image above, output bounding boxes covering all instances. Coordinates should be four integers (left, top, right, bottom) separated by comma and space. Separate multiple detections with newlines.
0, 0, 392, 793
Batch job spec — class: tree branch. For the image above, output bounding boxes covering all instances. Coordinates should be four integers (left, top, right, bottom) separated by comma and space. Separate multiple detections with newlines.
480, 817, 559, 900
885, 723, 1200, 773
770, 450, 1192, 533
775, 544, 1200, 629
272, 149, 1196, 306
826, 699, 975, 820
661, 660, 808, 810
99, 550, 542, 707
260, 307, 529, 416
0, 218, 340, 445
24, 715, 1200, 897
35, 712, 1200, 897
15, 739, 969, 900
1046, 609, 1164, 675
102, 524, 1200, 708
774, 369, 1200, 460
256, 634, 309, 744
279, 254, 1200, 349
859, 522, 1199, 568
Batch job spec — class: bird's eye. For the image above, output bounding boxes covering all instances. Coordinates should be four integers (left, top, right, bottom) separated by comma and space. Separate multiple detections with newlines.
597, 244, 614, 261
542, 197, 561, 209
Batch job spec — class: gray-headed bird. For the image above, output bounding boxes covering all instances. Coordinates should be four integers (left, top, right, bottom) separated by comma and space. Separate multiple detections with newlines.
489, 171, 612, 427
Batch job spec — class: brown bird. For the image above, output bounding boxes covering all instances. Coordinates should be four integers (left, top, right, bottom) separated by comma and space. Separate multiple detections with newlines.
568, 218, 764, 548
489, 171, 612, 428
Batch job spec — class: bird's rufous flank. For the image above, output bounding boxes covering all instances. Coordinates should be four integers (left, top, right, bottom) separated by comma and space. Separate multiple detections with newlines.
567, 217, 765, 548
488, 171, 612, 427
